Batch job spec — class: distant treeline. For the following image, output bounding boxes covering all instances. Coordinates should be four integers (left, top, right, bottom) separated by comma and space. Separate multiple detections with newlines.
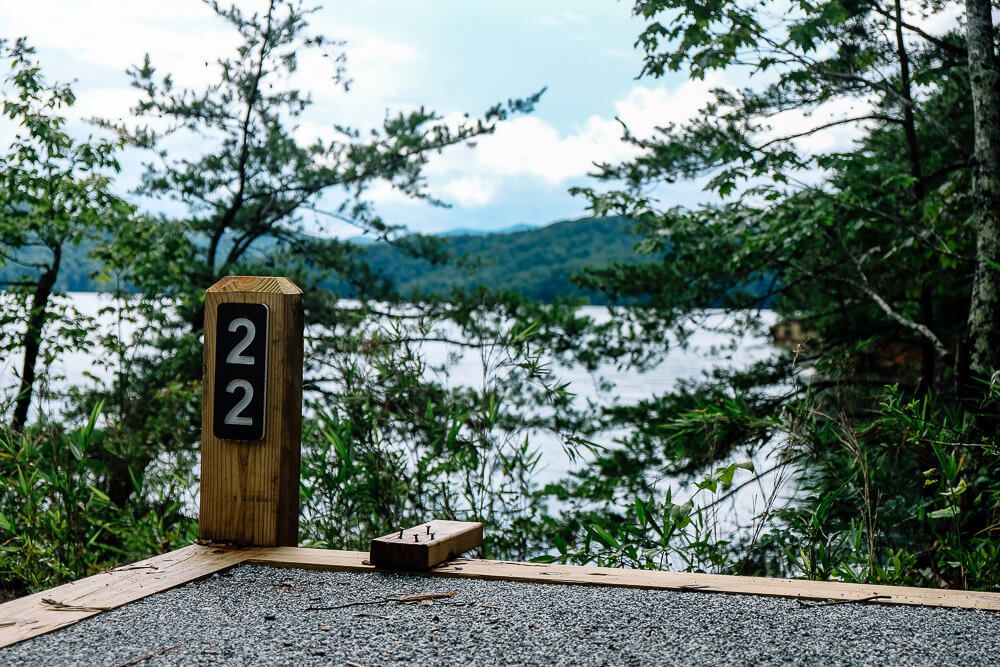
0, 216, 643, 303
344, 216, 640, 303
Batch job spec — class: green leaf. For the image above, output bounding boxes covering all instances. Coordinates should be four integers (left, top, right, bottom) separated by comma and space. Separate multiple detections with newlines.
696, 477, 718, 493
634, 497, 647, 527
590, 523, 620, 549
446, 419, 463, 449
530, 555, 558, 564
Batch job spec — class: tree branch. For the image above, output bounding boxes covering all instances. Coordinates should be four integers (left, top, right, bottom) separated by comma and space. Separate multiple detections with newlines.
870, 5, 968, 58
840, 245, 952, 361
207, 0, 276, 274
754, 114, 898, 151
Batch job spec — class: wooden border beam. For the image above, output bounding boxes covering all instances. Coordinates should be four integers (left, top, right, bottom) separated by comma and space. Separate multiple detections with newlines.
4, 544, 1000, 649
0, 545, 255, 649
250, 548, 1000, 611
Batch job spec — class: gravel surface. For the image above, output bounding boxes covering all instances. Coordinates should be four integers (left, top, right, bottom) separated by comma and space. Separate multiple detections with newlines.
3, 564, 998, 666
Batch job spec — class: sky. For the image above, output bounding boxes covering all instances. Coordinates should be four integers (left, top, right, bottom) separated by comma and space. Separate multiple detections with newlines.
0, 1, 965, 237
0, 0, 728, 237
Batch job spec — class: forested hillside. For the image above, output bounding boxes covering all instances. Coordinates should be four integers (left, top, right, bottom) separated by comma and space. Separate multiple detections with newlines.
0, 216, 640, 303
351, 216, 638, 302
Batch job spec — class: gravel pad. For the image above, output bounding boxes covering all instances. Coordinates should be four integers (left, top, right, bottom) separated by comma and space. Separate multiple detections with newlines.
3, 564, 998, 666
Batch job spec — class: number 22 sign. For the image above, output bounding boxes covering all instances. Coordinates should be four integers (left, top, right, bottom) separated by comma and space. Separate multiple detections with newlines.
213, 303, 268, 441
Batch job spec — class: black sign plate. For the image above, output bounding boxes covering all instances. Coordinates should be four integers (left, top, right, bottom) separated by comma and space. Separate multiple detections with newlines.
213, 303, 268, 441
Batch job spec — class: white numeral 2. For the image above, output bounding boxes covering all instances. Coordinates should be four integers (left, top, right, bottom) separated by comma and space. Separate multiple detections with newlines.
224, 379, 254, 426
226, 318, 256, 365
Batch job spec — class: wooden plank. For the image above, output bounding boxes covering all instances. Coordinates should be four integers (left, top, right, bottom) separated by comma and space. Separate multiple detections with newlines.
429, 560, 1000, 610
0, 545, 257, 649
369, 521, 483, 570
200, 276, 304, 547
246, 547, 374, 573
250, 548, 1000, 611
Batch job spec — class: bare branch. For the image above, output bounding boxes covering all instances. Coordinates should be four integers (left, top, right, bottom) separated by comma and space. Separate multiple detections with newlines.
844, 250, 952, 361
754, 114, 898, 151
870, 5, 968, 57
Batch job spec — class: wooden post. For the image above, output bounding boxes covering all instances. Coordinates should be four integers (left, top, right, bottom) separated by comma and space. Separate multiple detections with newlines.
199, 276, 304, 546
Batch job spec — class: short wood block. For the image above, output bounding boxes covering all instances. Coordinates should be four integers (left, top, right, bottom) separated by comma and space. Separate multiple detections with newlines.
370, 520, 483, 570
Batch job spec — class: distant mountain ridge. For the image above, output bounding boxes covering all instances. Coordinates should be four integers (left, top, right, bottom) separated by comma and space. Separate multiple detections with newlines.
345, 222, 538, 245
434, 223, 537, 237
351, 216, 637, 303
0, 216, 641, 303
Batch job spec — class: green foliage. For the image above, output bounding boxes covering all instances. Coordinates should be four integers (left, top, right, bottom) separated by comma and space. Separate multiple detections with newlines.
298, 303, 587, 561
0, 404, 195, 596
3, 0, 1000, 600
548, 0, 1000, 591
75, 0, 546, 472
0, 0, 578, 594
541, 462, 756, 573
0, 37, 133, 432
752, 383, 1000, 589
0, 216, 644, 304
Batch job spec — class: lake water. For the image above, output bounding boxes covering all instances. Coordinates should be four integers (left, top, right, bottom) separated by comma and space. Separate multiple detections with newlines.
0, 292, 783, 532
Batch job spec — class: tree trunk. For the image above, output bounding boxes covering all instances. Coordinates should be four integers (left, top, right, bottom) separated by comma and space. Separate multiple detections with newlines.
10, 245, 62, 432
964, 0, 1000, 377
894, 0, 935, 393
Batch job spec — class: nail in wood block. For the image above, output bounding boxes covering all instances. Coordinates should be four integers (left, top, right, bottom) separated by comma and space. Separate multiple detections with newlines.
370, 520, 483, 570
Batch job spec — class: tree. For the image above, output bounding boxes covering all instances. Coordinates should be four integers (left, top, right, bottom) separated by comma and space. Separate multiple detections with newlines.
0, 38, 132, 432
107, 0, 539, 304
579, 0, 978, 387
963, 0, 1000, 377
83, 0, 570, 545
553, 1, 1000, 587
95, 0, 542, 377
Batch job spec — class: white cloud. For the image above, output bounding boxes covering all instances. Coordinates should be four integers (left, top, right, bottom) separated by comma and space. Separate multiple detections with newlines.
425, 75, 725, 192
472, 115, 625, 184
342, 29, 422, 99
760, 94, 879, 156
365, 176, 497, 210
0, 1, 424, 135
0, 2, 734, 214
1, 0, 238, 88
70, 87, 141, 125
910, 2, 964, 37
614, 75, 723, 136
365, 180, 419, 207
416, 67, 879, 207
440, 175, 497, 207
295, 22, 423, 119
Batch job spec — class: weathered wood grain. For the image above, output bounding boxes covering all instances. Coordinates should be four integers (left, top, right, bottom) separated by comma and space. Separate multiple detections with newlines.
246, 547, 374, 573
199, 275, 304, 547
